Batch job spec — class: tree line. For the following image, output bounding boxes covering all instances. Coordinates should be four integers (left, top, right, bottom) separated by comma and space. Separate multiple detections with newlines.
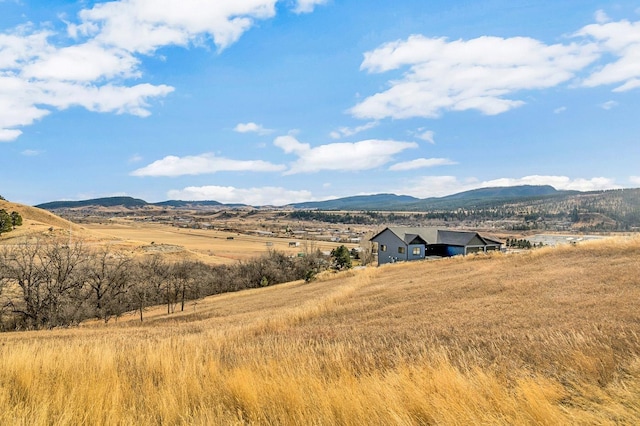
0, 239, 328, 331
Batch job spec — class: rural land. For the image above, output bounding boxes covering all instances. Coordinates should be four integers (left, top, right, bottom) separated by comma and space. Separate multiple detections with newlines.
0, 186, 639, 424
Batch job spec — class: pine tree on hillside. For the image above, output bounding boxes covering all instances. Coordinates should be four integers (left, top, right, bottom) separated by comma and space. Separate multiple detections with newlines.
0, 210, 12, 235
10, 211, 22, 227
0, 210, 23, 235
331, 245, 352, 270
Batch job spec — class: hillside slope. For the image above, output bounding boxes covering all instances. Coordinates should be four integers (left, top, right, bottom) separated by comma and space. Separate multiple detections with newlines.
0, 199, 86, 240
1, 237, 639, 424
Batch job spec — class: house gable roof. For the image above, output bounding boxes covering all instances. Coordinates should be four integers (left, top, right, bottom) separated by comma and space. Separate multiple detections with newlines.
404, 234, 427, 245
371, 227, 503, 247
436, 230, 478, 246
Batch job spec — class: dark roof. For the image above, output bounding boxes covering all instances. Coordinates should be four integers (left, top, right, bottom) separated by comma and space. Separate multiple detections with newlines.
404, 234, 427, 245
481, 235, 503, 245
371, 227, 503, 247
435, 230, 478, 246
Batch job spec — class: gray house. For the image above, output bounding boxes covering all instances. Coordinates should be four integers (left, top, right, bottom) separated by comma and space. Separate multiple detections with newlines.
370, 227, 503, 265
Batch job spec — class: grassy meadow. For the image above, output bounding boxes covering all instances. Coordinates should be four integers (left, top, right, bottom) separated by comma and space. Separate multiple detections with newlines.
83, 221, 356, 264
1, 237, 640, 424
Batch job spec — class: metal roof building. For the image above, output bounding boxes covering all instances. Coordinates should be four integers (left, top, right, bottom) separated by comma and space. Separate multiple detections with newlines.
370, 227, 503, 265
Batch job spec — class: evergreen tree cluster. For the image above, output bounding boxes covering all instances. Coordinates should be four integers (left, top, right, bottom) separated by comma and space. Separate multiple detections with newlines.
330, 245, 352, 270
506, 238, 534, 249
0, 209, 22, 235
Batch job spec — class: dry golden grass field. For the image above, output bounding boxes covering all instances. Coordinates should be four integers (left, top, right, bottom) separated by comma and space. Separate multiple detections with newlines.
0, 200, 356, 264
83, 220, 355, 264
1, 235, 640, 424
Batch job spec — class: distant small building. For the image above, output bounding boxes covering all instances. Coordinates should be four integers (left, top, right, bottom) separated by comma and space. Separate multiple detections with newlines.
288, 241, 300, 247
370, 227, 503, 266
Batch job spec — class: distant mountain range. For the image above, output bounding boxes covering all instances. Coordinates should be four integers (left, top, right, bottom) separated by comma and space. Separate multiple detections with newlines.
37, 185, 571, 211
290, 185, 568, 210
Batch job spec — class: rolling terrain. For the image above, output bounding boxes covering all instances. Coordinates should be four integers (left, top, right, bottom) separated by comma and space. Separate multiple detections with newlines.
1, 236, 639, 424
0, 199, 88, 240
35, 186, 640, 232
0, 200, 355, 265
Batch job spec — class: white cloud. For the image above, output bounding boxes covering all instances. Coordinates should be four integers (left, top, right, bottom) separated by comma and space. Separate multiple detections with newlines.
481, 175, 619, 192
396, 175, 620, 198
21, 149, 43, 156
234, 122, 272, 135
21, 42, 140, 82
0, 0, 289, 140
554, 106, 567, 114
77, 0, 279, 53
395, 176, 475, 198
415, 129, 435, 144
351, 34, 598, 120
630, 176, 640, 185
330, 121, 378, 139
601, 100, 618, 110
131, 153, 286, 177
0, 128, 23, 142
389, 157, 457, 171
167, 185, 313, 206
274, 135, 417, 174
0, 30, 172, 139
351, 16, 640, 120
293, 0, 328, 14
595, 10, 611, 24
577, 18, 640, 92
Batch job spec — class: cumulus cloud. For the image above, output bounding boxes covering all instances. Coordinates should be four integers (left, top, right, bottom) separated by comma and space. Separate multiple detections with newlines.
601, 100, 618, 110
21, 42, 140, 82
351, 16, 640, 121
396, 175, 620, 198
0, 0, 289, 140
351, 34, 598, 120
75, 0, 279, 53
0, 128, 23, 142
274, 135, 417, 174
234, 122, 273, 135
389, 157, 457, 171
577, 18, 640, 92
167, 185, 313, 206
131, 153, 286, 177
630, 176, 640, 185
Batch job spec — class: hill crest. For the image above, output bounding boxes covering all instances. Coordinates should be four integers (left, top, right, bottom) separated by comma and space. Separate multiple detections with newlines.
35, 185, 565, 211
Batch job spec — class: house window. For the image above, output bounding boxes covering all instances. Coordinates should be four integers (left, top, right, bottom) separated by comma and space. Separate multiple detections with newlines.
398, 247, 405, 254
380, 244, 387, 252
412, 247, 421, 256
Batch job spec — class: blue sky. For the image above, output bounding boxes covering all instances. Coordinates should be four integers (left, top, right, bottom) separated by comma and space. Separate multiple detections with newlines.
1, 0, 640, 206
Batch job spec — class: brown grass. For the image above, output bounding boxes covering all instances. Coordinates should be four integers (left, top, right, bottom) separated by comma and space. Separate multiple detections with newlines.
1, 236, 640, 424
0, 200, 91, 241
83, 221, 356, 264
0, 202, 355, 264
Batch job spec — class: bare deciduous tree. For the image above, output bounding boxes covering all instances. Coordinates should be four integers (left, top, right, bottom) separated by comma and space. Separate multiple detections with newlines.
84, 246, 132, 323
2, 239, 88, 329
